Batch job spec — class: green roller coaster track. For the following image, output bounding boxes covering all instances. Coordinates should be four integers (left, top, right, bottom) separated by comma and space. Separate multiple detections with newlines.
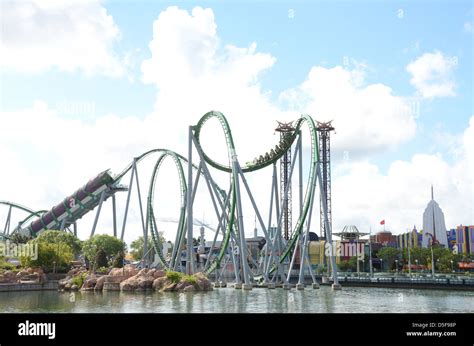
2, 111, 321, 281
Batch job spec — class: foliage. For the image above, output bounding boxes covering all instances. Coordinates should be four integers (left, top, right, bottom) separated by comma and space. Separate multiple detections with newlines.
96, 266, 110, 275
82, 234, 126, 271
183, 275, 196, 284
377, 247, 401, 269
71, 272, 87, 288
8, 233, 32, 244
112, 251, 125, 268
130, 233, 165, 260
401, 245, 465, 272
21, 241, 73, 272
36, 230, 82, 255
166, 270, 184, 283
95, 248, 108, 269
0, 260, 17, 270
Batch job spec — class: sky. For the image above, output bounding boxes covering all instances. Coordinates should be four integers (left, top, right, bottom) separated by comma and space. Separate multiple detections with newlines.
0, 0, 473, 246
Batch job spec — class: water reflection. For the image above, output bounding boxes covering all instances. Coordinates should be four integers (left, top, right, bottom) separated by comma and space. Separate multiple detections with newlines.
0, 287, 472, 313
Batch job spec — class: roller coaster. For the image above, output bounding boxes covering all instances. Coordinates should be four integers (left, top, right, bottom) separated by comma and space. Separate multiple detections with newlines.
0, 111, 340, 290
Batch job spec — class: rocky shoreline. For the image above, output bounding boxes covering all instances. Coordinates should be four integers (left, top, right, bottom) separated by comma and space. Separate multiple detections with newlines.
59, 265, 213, 292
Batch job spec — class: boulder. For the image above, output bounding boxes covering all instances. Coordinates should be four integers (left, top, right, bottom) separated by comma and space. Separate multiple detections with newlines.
81, 275, 97, 291
95, 276, 107, 291
162, 282, 177, 292
21, 273, 40, 282
153, 270, 165, 279
59, 277, 71, 289
109, 265, 138, 278
175, 281, 193, 291
119, 267, 155, 291
71, 284, 79, 291
194, 272, 213, 291
152, 277, 167, 290
16, 270, 29, 278
183, 285, 195, 292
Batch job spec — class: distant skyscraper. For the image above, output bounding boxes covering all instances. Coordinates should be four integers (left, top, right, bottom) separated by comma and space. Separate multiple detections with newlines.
422, 185, 448, 247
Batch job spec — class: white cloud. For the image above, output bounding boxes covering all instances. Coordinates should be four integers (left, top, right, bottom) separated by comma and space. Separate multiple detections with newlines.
280, 64, 417, 158
464, 21, 473, 33
1, 6, 472, 249
332, 117, 474, 234
406, 51, 458, 99
0, 0, 124, 76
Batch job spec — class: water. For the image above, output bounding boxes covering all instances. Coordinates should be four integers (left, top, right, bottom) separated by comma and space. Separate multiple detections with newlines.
0, 287, 473, 313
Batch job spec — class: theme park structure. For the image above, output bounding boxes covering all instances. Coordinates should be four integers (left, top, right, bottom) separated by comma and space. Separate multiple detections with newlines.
0, 111, 340, 290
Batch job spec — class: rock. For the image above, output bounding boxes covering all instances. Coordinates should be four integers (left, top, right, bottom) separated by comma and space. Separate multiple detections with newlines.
65, 283, 72, 290
175, 281, 193, 291
81, 275, 97, 290
137, 268, 149, 276
152, 277, 167, 290
194, 272, 213, 291
26, 267, 34, 274
31, 267, 44, 276
21, 273, 40, 282
119, 267, 155, 291
109, 265, 138, 278
95, 276, 107, 291
162, 282, 177, 292
153, 270, 165, 279
16, 270, 29, 278
183, 285, 195, 292
59, 277, 71, 289
71, 284, 79, 291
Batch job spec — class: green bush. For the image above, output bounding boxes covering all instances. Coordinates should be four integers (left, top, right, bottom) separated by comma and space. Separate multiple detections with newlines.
166, 270, 184, 283
21, 241, 73, 272
0, 261, 16, 270
183, 275, 196, 284
82, 234, 126, 271
36, 230, 82, 256
71, 272, 87, 288
111, 251, 124, 268
96, 266, 109, 274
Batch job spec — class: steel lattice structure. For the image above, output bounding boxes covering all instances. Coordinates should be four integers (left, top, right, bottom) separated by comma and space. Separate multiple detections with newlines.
1, 112, 341, 290
316, 121, 335, 240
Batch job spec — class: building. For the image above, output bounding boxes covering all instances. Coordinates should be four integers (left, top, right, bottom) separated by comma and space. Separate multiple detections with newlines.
455, 225, 474, 255
333, 225, 368, 260
422, 186, 448, 247
370, 230, 397, 247
396, 226, 422, 250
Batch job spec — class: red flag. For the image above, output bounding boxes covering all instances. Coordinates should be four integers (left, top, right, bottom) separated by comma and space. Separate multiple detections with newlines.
380, 220, 385, 225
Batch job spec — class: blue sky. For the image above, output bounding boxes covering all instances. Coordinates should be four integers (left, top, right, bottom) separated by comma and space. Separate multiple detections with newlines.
0, 0, 473, 242
2, 0, 472, 165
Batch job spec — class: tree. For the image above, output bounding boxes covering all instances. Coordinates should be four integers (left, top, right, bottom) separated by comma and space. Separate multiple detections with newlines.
130, 232, 165, 261
35, 230, 82, 256
377, 247, 401, 270
21, 242, 73, 272
112, 251, 125, 268
95, 248, 108, 269
9, 233, 32, 244
82, 234, 126, 271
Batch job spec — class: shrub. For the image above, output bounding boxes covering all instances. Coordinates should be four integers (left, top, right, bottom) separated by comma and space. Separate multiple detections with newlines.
96, 266, 109, 274
183, 275, 196, 284
82, 234, 126, 271
21, 241, 73, 272
71, 272, 87, 288
166, 270, 183, 283
0, 261, 16, 270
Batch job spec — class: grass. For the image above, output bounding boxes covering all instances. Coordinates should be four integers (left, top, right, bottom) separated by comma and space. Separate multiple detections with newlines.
165, 270, 184, 284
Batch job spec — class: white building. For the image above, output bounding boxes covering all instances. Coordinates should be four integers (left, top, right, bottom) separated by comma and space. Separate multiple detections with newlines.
422, 186, 448, 247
